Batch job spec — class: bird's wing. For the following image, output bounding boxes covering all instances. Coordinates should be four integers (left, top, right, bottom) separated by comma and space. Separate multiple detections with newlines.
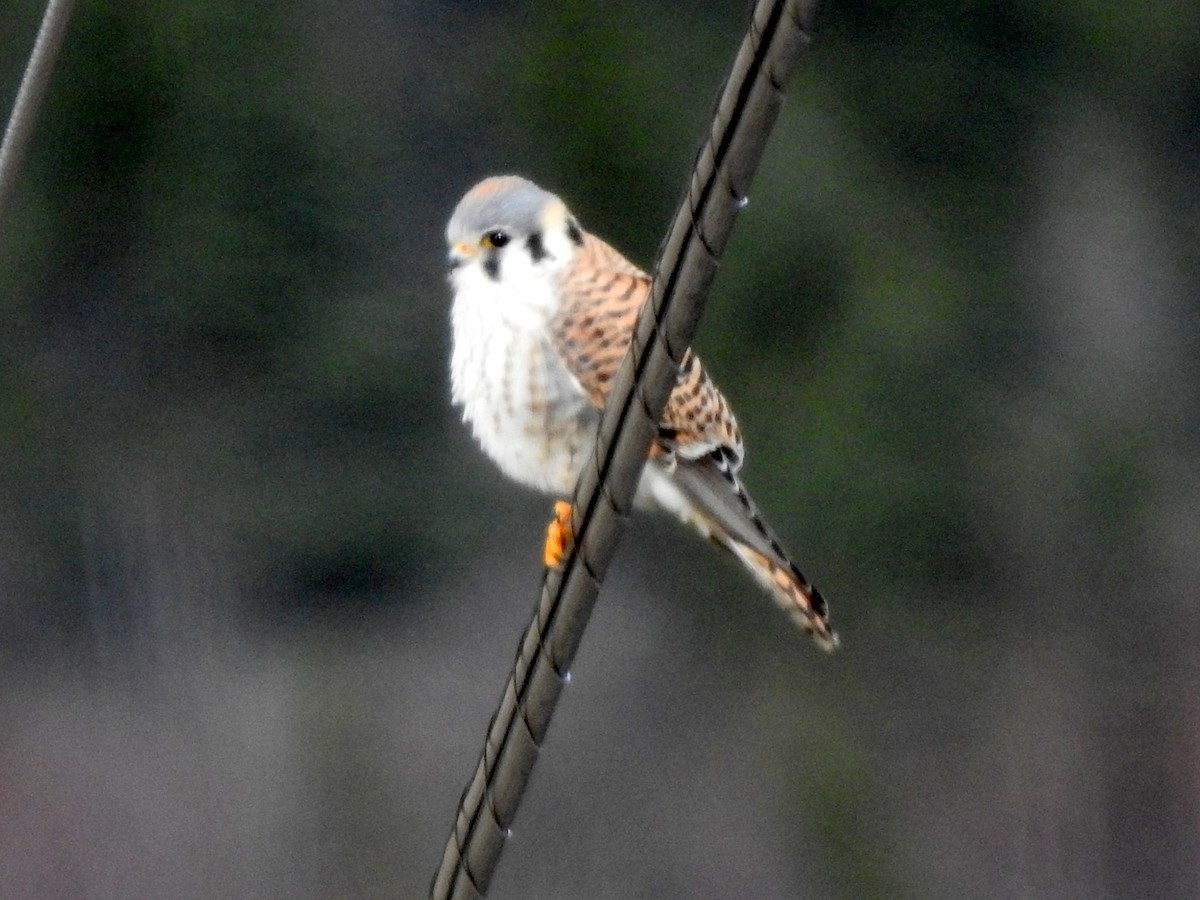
549, 233, 744, 465
550, 232, 836, 649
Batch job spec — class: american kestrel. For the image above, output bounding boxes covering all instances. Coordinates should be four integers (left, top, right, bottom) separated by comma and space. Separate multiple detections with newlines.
446, 175, 837, 650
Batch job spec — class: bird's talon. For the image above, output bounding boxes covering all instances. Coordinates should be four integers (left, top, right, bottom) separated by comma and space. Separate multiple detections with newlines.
544, 500, 574, 568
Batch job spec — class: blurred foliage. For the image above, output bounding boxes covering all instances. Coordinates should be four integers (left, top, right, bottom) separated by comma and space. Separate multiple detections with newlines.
1, 0, 1199, 897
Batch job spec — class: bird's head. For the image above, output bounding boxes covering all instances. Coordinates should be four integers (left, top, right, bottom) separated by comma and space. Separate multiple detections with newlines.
446, 175, 586, 287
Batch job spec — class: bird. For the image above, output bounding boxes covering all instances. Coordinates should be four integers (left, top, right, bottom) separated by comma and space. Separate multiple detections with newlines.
445, 175, 837, 650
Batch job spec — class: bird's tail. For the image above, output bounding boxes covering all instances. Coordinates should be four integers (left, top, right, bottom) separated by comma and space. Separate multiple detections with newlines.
643, 452, 838, 651
722, 538, 839, 651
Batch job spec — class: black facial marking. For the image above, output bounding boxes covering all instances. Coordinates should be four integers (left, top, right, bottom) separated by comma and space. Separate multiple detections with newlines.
526, 230, 548, 263
483, 253, 500, 281
566, 219, 584, 246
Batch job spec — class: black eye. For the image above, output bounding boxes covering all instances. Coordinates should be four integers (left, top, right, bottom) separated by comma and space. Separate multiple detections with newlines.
482, 230, 510, 249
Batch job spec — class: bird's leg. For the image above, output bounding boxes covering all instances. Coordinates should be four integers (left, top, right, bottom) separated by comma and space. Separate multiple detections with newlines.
543, 500, 574, 568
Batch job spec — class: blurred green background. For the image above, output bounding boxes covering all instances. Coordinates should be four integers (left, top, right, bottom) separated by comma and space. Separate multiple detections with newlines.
2, 0, 1199, 897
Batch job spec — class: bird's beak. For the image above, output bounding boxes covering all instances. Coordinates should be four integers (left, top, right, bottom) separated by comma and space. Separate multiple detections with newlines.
447, 240, 474, 271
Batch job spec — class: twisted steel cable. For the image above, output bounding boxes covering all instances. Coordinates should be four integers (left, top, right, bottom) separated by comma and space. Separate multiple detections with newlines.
431, 2, 819, 896
0, 0, 76, 226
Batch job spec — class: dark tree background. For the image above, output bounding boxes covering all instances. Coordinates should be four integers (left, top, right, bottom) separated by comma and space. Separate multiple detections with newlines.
2, 1, 1198, 897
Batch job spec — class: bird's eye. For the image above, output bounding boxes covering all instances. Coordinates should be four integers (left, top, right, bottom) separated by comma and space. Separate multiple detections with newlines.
482, 230, 510, 249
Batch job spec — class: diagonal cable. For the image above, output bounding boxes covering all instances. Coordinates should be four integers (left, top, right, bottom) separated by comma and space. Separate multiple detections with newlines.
431, 1, 819, 897
0, 0, 76, 228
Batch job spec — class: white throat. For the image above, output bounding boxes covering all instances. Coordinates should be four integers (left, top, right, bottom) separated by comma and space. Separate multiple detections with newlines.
448, 238, 594, 494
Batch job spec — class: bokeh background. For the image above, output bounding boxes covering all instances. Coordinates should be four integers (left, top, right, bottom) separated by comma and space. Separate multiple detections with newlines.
2, 1, 1199, 897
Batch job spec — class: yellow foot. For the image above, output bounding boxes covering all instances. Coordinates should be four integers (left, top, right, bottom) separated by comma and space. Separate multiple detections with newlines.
543, 500, 574, 568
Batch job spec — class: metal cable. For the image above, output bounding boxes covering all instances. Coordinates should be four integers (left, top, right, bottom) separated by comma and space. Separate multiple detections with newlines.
431, 2, 818, 896
0, 0, 76, 228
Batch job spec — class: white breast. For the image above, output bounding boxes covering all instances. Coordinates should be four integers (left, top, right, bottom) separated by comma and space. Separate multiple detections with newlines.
450, 261, 598, 496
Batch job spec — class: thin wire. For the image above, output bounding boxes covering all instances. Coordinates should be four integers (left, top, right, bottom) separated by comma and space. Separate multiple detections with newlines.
0, 0, 76, 229
430, 2, 818, 896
